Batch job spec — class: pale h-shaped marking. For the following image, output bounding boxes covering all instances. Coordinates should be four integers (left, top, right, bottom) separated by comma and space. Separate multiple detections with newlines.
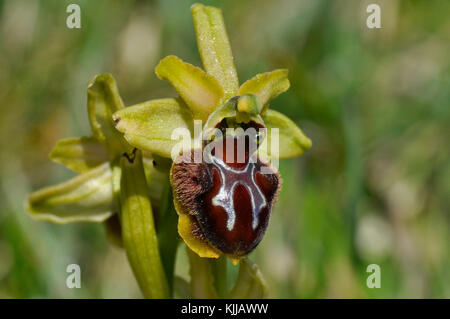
208, 153, 267, 231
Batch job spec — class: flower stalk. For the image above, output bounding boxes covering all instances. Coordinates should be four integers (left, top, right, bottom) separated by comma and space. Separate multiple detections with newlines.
211, 256, 228, 298
156, 174, 179, 294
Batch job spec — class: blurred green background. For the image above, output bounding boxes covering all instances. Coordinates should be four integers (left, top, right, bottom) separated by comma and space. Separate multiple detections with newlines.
0, 0, 449, 298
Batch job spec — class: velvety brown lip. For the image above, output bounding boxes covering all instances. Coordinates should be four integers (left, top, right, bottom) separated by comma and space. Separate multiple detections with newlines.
172, 135, 280, 256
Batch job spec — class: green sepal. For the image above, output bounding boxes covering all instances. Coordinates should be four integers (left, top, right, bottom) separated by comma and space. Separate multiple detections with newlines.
87, 73, 133, 158
49, 136, 108, 173
191, 3, 239, 98
113, 98, 194, 159
26, 162, 113, 223
238, 69, 290, 114
155, 55, 225, 122
260, 109, 311, 159
228, 259, 268, 298
119, 150, 169, 299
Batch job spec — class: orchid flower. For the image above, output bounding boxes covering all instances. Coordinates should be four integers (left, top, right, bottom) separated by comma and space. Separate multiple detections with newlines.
113, 3, 311, 265
26, 3, 311, 299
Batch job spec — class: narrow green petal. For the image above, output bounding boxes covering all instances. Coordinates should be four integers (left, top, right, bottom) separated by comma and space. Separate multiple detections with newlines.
26, 162, 113, 223
191, 3, 238, 98
228, 259, 268, 298
236, 94, 261, 115
113, 98, 194, 158
238, 69, 290, 113
155, 55, 224, 121
87, 73, 133, 157
119, 151, 169, 299
203, 97, 238, 140
260, 109, 311, 159
49, 136, 108, 173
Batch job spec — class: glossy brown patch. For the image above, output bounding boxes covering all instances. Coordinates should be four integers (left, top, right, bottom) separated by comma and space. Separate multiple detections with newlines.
172, 136, 280, 256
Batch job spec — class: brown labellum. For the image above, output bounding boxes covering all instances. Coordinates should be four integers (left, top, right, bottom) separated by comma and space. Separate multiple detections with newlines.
171, 135, 280, 257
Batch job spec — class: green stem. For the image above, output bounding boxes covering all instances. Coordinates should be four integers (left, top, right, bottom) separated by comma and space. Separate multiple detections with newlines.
212, 256, 228, 298
187, 247, 218, 298
119, 151, 169, 298
157, 177, 179, 296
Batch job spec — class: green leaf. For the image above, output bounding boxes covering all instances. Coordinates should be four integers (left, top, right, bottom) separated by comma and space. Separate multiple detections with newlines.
238, 69, 290, 113
119, 150, 169, 299
155, 55, 225, 122
113, 98, 194, 158
191, 3, 239, 98
260, 109, 311, 159
186, 247, 219, 299
228, 259, 268, 298
87, 73, 133, 157
27, 162, 113, 223
49, 136, 108, 173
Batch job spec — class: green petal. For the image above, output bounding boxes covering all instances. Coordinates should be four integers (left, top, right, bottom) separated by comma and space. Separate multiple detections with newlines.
27, 162, 113, 223
155, 55, 225, 121
203, 97, 237, 140
87, 73, 133, 157
186, 247, 219, 298
49, 136, 108, 173
236, 94, 262, 116
238, 69, 290, 113
119, 150, 169, 299
260, 109, 311, 159
113, 98, 194, 158
191, 3, 238, 98
228, 259, 268, 298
